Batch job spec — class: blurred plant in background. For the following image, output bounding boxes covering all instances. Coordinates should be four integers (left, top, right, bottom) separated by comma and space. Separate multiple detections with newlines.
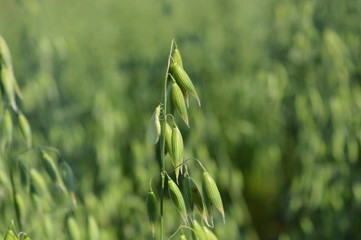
0, 0, 360, 239
1, 33, 80, 239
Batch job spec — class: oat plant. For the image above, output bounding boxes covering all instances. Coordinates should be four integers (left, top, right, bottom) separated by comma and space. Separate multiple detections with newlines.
0, 35, 77, 239
146, 40, 225, 240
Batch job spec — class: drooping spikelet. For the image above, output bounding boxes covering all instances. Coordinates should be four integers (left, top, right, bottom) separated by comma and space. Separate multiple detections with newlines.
41, 151, 59, 183
0, 35, 13, 67
61, 162, 75, 192
61, 161, 77, 206
147, 104, 162, 145
171, 124, 184, 183
18, 112, 32, 148
30, 169, 47, 196
165, 121, 173, 156
183, 176, 207, 222
202, 171, 225, 223
171, 82, 189, 127
167, 176, 188, 224
1, 67, 17, 111
170, 60, 200, 107
172, 48, 183, 68
146, 186, 158, 237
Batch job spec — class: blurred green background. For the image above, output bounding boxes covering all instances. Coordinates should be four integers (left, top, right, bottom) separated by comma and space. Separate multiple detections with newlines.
1, 0, 361, 239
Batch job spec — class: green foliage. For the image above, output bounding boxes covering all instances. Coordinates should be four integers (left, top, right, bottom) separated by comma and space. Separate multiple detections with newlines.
0, 32, 77, 239
0, 0, 360, 239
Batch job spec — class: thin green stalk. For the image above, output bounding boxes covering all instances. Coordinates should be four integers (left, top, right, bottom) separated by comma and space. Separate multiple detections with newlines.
160, 39, 175, 240
167, 225, 196, 240
159, 172, 165, 240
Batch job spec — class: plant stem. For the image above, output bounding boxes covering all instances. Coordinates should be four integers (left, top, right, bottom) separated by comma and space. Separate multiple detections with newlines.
159, 172, 165, 240
160, 39, 175, 240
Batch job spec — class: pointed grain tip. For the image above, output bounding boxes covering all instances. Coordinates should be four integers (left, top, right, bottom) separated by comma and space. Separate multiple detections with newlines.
195, 95, 201, 107
175, 170, 179, 184
222, 213, 226, 224
183, 116, 190, 127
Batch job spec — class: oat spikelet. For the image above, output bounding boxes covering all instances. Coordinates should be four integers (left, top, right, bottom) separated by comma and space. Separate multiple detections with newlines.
171, 124, 184, 183
171, 82, 189, 127
146, 186, 158, 237
202, 171, 225, 223
167, 176, 188, 224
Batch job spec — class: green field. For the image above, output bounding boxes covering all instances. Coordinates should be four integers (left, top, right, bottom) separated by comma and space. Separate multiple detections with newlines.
0, 0, 361, 239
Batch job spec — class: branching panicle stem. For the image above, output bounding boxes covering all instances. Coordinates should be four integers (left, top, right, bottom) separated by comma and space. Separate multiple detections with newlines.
159, 39, 175, 240
167, 225, 196, 240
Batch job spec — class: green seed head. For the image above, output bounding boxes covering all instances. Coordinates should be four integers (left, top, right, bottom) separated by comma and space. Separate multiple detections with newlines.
171, 82, 189, 127
146, 187, 158, 236
61, 161, 75, 192
202, 171, 225, 223
165, 121, 173, 156
147, 104, 162, 145
170, 61, 200, 107
18, 113, 32, 148
167, 176, 188, 224
172, 48, 183, 68
183, 176, 195, 214
202, 187, 214, 226
1, 67, 17, 110
0, 36, 13, 67
41, 151, 59, 183
30, 169, 47, 196
184, 176, 207, 222
171, 124, 184, 183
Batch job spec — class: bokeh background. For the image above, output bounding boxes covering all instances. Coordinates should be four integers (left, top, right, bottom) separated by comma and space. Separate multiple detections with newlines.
1, 0, 361, 239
